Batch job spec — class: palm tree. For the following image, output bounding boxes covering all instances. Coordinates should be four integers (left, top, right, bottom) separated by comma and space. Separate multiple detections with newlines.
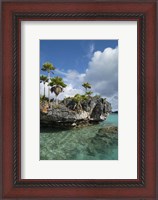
72, 94, 83, 111
86, 91, 93, 96
82, 82, 91, 93
41, 62, 56, 104
40, 75, 48, 98
48, 76, 67, 105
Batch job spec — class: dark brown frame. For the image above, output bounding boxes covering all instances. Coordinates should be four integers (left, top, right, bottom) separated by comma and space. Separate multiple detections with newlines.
1, 1, 157, 199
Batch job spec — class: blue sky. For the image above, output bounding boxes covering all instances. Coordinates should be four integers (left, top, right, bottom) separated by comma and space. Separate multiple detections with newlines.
40, 40, 117, 76
40, 40, 118, 110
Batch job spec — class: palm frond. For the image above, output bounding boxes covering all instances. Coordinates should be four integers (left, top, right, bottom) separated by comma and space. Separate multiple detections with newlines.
42, 62, 56, 72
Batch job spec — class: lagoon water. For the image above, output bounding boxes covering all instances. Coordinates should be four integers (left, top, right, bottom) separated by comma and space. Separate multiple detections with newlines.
40, 113, 118, 160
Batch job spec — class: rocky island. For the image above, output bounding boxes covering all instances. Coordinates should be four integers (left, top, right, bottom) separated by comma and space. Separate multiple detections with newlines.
40, 62, 113, 129
40, 95, 112, 128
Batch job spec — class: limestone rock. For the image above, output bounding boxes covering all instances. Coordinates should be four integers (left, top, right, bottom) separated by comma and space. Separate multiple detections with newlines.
40, 96, 112, 128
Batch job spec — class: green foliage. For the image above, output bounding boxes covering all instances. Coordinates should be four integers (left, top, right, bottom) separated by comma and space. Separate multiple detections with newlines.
81, 94, 89, 101
82, 82, 91, 90
85, 91, 93, 96
40, 75, 48, 83
48, 76, 67, 88
73, 94, 83, 103
41, 62, 56, 73
72, 94, 88, 103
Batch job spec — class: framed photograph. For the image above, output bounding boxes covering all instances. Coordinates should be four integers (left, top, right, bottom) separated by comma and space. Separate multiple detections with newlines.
1, 0, 157, 199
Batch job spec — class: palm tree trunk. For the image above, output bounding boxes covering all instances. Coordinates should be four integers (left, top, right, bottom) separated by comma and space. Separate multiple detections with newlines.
44, 83, 45, 97
55, 94, 58, 105
48, 72, 50, 104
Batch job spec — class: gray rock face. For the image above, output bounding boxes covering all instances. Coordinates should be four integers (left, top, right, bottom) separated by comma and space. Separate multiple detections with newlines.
40, 96, 112, 128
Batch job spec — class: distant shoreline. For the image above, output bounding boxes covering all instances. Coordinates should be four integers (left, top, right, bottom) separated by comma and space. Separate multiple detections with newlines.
112, 111, 118, 114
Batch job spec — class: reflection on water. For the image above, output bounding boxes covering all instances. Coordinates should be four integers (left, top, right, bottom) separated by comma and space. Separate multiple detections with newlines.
40, 114, 118, 160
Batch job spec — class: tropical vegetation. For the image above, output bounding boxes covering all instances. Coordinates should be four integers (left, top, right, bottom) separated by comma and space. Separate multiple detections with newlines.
41, 62, 56, 104
82, 82, 91, 92
48, 76, 67, 105
40, 75, 48, 97
40, 62, 95, 110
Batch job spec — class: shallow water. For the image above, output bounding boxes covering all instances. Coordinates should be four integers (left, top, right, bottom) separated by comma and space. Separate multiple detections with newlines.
40, 113, 118, 160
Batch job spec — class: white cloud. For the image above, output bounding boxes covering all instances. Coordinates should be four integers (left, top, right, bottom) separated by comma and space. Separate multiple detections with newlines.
83, 47, 118, 110
63, 69, 85, 88
107, 93, 118, 111
40, 83, 44, 96
86, 43, 95, 58
40, 82, 49, 97
84, 47, 118, 97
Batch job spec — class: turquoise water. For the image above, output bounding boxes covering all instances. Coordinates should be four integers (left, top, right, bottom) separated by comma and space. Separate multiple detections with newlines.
40, 113, 118, 160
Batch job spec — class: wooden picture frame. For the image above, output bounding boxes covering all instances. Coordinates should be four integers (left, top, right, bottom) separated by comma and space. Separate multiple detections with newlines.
1, 0, 157, 199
